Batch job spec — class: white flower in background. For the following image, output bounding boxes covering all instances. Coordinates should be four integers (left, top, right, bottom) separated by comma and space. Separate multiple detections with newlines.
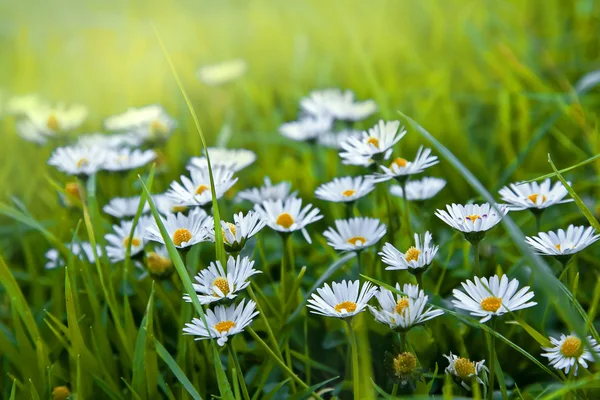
390, 177, 446, 201
188, 147, 257, 172
498, 179, 572, 211
24, 102, 88, 136
317, 129, 362, 149
44, 242, 101, 269
144, 245, 174, 278
315, 176, 375, 203
435, 203, 508, 236
77, 132, 144, 149
104, 104, 176, 142
380, 231, 438, 271
183, 299, 258, 346
235, 176, 297, 204
145, 208, 210, 249
323, 217, 386, 252
206, 211, 266, 252
444, 352, 489, 390
254, 197, 323, 243
184, 256, 261, 305
300, 89, 377, 121
541, 333, 600, 375
105, 218, 149, 262
16, 119, 49, 144
103, 196, 150, 219
152, 193, 192, 215
307, 280, 377, 319
103, 148, 156, 172
339, 120, 406, 165
167, 167, 238, 207
196, 58, 247, 86
370, 147, 439, 183
4, 93, 46, 116
525, 225, 599, 257
279, 116, 333, 142
48, 145, 108, 176
369, 283, 443, 331
452, 274, 537, 323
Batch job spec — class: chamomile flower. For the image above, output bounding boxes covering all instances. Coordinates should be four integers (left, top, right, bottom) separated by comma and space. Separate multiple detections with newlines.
104, 104, 176, 142
323, 217, 386, 252
206, 211, 266, 253
307, 280, 377, 319
44, 242, 101, 269
48, 145, 108, 176
525, 225, 599, 257
315, 176, 375, 203
380, 231, 438, 271
105, 219, 148, 262
444, 352, 489, 390
254, 197, 323, 243
16, 119, 50, 144
103, 148, 156, 172
184, 256, 261, 305
300, 89, 377, 121
279, 116, 333, 142
541, 333, 600, 375
435, 203, 508, 243
183, 299, 258, 346
339, 120, 406, 165
369, 283, 443, 331
370, 147, 439, 183
167, 167, 238, 207
196, 59, 247, 86
103, 196, 149, 219
452, 274, 537, 323
235, 177, 297, 204
77, 132, 144, 149
145, 208, 210, 249
144, 245, 174, 279
498, 179, 572, 211
389, 177, 446, 201
24, 102, 88, 137
317, 129, 362, 149
188, 147, 257, 172
152, 193, 190, 215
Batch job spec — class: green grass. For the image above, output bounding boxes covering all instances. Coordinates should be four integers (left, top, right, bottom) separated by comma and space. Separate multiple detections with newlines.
1, 0, 600, 399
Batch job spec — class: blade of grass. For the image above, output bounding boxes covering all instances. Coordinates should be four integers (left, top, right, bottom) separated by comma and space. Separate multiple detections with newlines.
155, 340, 203, 400
523, 154, 600, 183
132, 282, 155, 399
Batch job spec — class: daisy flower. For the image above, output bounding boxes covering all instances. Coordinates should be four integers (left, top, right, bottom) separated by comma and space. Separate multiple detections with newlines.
339, 120, 406, 165
24, 102, 88, 138
315, 176, 375, 203
369, 283, 443, 331
370, 147, 439, 183
104, 104, 176, 142
390, 177, 446, 201
183, 299, 258, 346
525, 225, 599, 257
196, 58, 247, 86
254, 197, 323, 243
323, 217, 386, 252
48, 145, 109, 176
541, 332, 600, 375
235, 176, 297, 204
4, 93, 46, 116
105, 218, 149, 262
444, 352, 489, 390
16, 119, 50, 145
184, 256, 261, 305
188, 147, 257, 172
435, 203, 508, 243
279, 116, 333, 142
380, 231, 438, 271
144, 245, 174, 279
152, 193, 191, 215
206, 211, 266, 252
103, 148, 156, 172
103, 196, 150, 219
167, 167, 238, 207
498, 179, 572, 211
300, 89, 377, 122
145, 208, 210, 249
307, 280, 377, 319
317, 129, 362, 149
76, 132, 144, 149
452, 274, 537, 323
44, 242, 101, 269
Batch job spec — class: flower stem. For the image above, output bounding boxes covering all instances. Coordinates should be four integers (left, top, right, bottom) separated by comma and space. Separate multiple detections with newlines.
487, 319, 497, 400
534, 211, 543, 233
473, 241, 481, 277
280, 233, 294, 312
415, 270, 424, 290
345, 319, 360, 400
400, 179, 411, 235
399, 331, 407, 352
227, 342, 251, 400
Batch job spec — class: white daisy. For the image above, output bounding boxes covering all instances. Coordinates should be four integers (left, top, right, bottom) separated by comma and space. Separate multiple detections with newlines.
323, 217, 386, 252
48, 145, 109, 176
498, 179, 573, 211
315, 176, 375, 203
103, 196, 150, 219
541, 333, 600, 375
525, 225, 599, 257
4, 93, 46, 116
235, 176, 297, 204
44, 242, 101, 269
206, 211, 266, 252
339, 120, 406, 165
183, 299, 258, 346
16, 119, 50, 144
188, 147, 257, 172
76, 132, 144, 149
369, 283, 443, 331
279, 116, 333, 142
184, 256, 261, 305
317, 129, 362, 149
104, 104, 176, 142
144, 245, 174, 278
105, 219, 148, 262
307, 280, 377, 319
444, 352, 489, 390
152, 193, 191, 215
103, 148, 156, 172
380, 231, 438, 271
254, 197, 323, 243
435, 203, 508, 242
370, 147, 439, 183
196, 59, 247, 86
452, 274, 537, 323
24, 102, 88, 138
300, 89, 377, 121
145, 208, 210, 249
167, 167, 238, 207
390, 177, 447, 201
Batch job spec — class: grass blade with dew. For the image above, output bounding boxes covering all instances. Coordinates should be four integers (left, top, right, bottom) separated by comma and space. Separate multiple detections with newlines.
155, 340, 203, 400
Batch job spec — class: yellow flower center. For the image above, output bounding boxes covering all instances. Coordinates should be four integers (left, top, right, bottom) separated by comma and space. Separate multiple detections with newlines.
465, 214, 481, 223
347, 236, 367, 246
172, 228, 192, 246
405, 246, 421, 263
276, 212, 294, 229
65, 182, 83, 200
454, 357, 476, 379
47, 114, 60, 131
52, 386, 71, 400
528, 193, 547, 204
122, 237, 142, 248
390, 157, 408, 169
393, 352, 417, 376
222, 222, 237, 244
214, 320, 236, 334
342, 189, 356, 197
480, 296, 502, 312
77, 158, 89, 168
555, 244, 561, 251
195, 184, 210, 195
146, 252, 173, 276
560, 336, 583, 358
150, 119, 168, 135
334, 301, 357, 314
212, 277, 231, 296
171, 205, 188, 213
395, 298, 410, 315
366, 136, 380, 148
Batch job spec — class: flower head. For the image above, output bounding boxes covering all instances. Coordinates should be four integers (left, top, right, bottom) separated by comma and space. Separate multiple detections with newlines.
19, 102, 88, 143
315, 176, 375, 203
103, 196, 150, 219
44, 242, 101, 269
104, 104, 176, 142
435, 203, 508, 241
370, 147, 438, 183
525, 225, 599, 257
317, 129, 362, 149
340, 120, 405, 164
206, 211, 266, 252
197, 59, 247, 86
167, 167, 238, 207
307, 280, 377, 319
103, 148, 156, 172
48, 145, 108, 176
105, 218, 149, 262
145, 208, 210, 249
145, 245, 174, 278
279, 116, 333, 142
541, 332, 600, 375
323, 217, 386, 252
188, 147, 257, 172
380, 231, 438, 271
254, 197, 322, 243
300, 89, 377, 122
236, 177, 297, 204
389, 177, 446, 201
499, 179, 572, 211
444, 352, 488, 390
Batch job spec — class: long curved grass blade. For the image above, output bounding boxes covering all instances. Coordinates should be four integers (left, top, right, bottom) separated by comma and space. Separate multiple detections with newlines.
132, 283, 156, 399
523, 153, 600, 183
155, 340, 203, 400
288, 376, 338, 400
